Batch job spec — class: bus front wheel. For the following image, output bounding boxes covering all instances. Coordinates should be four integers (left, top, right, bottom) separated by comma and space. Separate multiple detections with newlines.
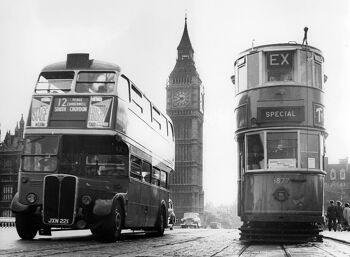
15, 212, 38, 240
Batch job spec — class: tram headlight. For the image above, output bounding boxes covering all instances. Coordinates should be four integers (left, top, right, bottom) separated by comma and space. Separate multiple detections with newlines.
81, 195, 92, 205
26, 193, 37, 204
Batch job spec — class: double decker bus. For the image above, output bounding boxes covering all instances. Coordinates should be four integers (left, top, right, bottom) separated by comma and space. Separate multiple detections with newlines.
231, 42, 327, 242
11, 53, 175, 241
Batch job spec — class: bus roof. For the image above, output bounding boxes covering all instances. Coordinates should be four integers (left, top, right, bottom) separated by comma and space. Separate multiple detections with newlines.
42, 53, 121, 72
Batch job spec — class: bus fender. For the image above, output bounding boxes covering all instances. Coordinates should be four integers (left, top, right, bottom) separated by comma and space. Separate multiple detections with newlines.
92, 199, 113, 216
10, 193, 29, 213
112, 193, 127, 216
160, 199, 167, 215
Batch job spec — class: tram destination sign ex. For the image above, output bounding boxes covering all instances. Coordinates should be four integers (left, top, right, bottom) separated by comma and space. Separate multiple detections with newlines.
257, 106, 304, 123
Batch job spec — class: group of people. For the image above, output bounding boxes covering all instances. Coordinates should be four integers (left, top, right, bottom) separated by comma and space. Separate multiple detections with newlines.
326, 200, 350, 231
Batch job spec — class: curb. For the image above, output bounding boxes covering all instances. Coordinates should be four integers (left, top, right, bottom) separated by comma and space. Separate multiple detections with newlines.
0, 221, 16, 227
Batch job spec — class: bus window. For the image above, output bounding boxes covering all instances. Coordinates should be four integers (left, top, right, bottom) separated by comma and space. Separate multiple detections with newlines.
168, 121, 174, 141
36, 72, 74, 93
130, 155, 142, 179
130, 84, 143, 113
266, 51, 293, 82
142, 161, 151, 183
152, 167, 160, 186
22, 136, 59, 172
117, 75, 130, 101
267, 132, 297, 169
160, 170, 167, 188
300, 133, 320, 169
246, 133, 265, 170
76, 72, 116, 93
85, 154, 127, 176
152, 107, 161, 130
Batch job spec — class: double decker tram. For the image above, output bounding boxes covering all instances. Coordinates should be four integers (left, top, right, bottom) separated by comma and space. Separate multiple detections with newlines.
11, 54, 175, 241
231, 43, 327, 242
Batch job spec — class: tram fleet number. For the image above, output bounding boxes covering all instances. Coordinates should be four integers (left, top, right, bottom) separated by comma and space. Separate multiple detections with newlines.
273, 177, 290, 184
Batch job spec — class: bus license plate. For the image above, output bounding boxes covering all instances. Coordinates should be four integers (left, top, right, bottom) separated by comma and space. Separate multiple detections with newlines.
48, 218, 70, 224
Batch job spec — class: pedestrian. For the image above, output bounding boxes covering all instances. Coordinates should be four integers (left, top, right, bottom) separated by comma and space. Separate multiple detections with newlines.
336, 200, 344, 231
326, 200, 337, 231
343, 203, 350, 231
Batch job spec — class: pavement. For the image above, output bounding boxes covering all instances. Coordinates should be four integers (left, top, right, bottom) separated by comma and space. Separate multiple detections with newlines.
322, 230, 350, 244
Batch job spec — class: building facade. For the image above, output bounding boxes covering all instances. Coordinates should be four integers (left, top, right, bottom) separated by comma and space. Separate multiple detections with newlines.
0, 115, 24, 217
324, 157, 350, 206
166, 18, 204, 221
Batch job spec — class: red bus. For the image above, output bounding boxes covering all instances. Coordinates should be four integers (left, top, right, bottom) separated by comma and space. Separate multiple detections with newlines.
11, 53, 175, 241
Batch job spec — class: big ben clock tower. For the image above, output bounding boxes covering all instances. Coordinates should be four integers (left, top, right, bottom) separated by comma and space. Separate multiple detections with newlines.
166, 17, 204, 221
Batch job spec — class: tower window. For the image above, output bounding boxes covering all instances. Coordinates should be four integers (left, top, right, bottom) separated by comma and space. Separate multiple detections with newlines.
182, 54, 190, 60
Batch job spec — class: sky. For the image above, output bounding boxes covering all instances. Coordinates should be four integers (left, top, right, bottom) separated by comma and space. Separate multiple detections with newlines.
0, 0, 349, 205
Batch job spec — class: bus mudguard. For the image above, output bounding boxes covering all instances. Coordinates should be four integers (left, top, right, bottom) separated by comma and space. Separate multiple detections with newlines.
93, 199, 113, 216
10, 193, 29, 213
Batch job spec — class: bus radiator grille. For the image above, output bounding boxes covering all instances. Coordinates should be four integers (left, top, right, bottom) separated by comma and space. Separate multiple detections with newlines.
43, 175, 76, 225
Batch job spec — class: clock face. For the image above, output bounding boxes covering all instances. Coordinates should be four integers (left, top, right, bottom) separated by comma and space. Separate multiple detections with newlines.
173, 91, 190, 107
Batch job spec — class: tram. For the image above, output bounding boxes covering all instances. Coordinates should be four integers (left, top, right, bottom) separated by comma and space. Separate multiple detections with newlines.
11, 53, 175, 241
231, 42, 327, 242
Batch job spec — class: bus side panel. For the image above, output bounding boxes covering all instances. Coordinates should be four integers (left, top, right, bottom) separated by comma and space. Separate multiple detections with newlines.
243, 173, 323, 216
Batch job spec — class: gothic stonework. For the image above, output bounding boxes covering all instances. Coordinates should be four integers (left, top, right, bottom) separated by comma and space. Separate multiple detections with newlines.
166, 18, 204, 221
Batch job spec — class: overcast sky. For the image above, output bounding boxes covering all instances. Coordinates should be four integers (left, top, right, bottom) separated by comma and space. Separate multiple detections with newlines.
0, 0, 349, 205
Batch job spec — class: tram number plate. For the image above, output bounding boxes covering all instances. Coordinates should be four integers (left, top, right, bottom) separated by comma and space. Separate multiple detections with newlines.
273, 177, 290, 184
48, 218, 70, 224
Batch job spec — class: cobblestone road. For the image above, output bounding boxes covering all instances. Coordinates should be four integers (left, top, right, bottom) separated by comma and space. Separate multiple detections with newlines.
1, 227, 350, 256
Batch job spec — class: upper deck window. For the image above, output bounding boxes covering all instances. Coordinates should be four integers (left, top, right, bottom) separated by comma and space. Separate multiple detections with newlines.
76, 72, 116, 93
36, 72, 74, 93
266, 51, 293, 82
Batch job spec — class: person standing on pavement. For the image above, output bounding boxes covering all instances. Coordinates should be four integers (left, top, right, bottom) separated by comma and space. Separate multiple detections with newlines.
343, 203, 350, 231
327, 200, 337, 231
336, 200, 344, 231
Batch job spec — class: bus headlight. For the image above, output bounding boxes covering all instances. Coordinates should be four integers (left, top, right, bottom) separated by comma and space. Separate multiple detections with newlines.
26, 193, 37, 204
81, 195, 92, 205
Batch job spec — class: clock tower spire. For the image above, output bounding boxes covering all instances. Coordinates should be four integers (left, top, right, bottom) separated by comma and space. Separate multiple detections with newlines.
166, 17, 204, 221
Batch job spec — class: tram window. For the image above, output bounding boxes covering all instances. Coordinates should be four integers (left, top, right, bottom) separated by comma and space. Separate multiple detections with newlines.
117, 75, 130, 101
315, 61, 322, 89
267, 132, 297, 169
247, 53, 259, 89
143, 98, 152, 123
76, 72, 116, 93
236, 105, 247, 129
130, 155, 142, 179
266, 51, 293, 82
299, 50, 313, 86
300, 133, 319, 169
247, 133, 265, 170
237, 58, 247, 92
36, 72, 74, 93
142, 162, 152, 183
